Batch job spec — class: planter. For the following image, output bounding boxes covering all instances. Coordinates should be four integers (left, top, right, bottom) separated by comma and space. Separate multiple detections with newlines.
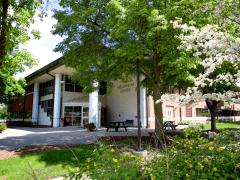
87, 128, 93, 132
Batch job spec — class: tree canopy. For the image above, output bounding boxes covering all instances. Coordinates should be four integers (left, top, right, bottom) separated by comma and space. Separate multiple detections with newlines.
0, 0, 42, 104
52, 0, 210, 136
158, 1, 240, 131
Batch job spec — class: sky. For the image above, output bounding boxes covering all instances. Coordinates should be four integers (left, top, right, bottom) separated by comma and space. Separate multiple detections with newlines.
15, 1, 64, 80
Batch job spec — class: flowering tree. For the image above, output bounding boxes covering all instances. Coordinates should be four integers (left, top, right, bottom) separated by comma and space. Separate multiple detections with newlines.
158, 21, 240, 131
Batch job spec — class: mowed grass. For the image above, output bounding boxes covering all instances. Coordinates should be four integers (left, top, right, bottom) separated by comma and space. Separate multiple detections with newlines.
195, 121, 240, 130
0, 145, 95, 180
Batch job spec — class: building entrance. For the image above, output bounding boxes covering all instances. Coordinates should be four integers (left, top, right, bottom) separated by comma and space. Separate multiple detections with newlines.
64, 106, 89, 127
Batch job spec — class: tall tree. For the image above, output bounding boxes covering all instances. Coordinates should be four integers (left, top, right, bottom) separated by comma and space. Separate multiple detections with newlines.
0, 0, 42, 104
53, 0, 203, 138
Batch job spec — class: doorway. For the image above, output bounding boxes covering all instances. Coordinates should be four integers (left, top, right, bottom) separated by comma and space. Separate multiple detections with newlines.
64, 106, 89, 127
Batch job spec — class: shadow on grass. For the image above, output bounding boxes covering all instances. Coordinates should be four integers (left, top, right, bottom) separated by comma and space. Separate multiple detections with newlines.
20, 145, 96, 168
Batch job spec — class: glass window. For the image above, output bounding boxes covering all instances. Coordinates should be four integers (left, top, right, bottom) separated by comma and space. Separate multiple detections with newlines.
65, 84, 74, 92
99, 81, 107, 95
196, 109, 210, 117
83, 107, 89, 116
75, 85, 83, 92
47, 108, 52, 117
73, 106, 81, 116
65, 75, 72, 83
65, 117, 73, 126
65, 106, 73, 117
26, 110, 31, 118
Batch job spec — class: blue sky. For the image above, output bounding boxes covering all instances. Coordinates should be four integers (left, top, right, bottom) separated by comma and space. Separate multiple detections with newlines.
15, 1, 64, 80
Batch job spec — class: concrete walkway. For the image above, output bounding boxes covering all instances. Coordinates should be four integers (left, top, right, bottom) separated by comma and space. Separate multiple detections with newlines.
0, 126, 155, 151
0, 125, 188, 151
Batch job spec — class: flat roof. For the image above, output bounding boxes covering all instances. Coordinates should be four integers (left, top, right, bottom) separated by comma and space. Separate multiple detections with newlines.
25, 57, 64, 83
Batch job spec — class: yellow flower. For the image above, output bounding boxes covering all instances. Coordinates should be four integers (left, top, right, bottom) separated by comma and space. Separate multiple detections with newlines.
214, 138, 217, 141
226, 132, 228, 134
213, 167, 217, 171
235, 164, 240, 168
209, 147, 214, 150
189, 164, 193, 168
217, 147, 222, 152
141, 158, 144, 162
231, 153, 234, 157
113, 158, 118, 162
184, 144, 187, 147
87, 158, 90, 162
201, 165, 204, 169
110, 144, 114, 147
76, 167, 80, 171
93, 149, 96, 152
204, 158, 209, 163
94, 162, 97, 166
190, 147, 192, 149
186, 173, 190, 177
111, 148, 114, 153
231, 141, 235, 144
208, 142, 213, 146
117, 166, 120, 168
87, 165, 89, 169
208, 161, 211, 165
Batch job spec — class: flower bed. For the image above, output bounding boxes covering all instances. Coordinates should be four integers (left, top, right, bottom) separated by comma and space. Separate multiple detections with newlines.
65, 126, 240, 180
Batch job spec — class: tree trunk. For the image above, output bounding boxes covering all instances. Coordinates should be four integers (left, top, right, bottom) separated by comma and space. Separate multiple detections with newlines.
0, 0, 9, 64
206, 100, 218, 131
152, 84, 164, 139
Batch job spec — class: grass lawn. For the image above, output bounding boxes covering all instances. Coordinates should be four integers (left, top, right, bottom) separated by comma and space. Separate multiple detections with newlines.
195, 121, 240, 130
0, 145, 95, 180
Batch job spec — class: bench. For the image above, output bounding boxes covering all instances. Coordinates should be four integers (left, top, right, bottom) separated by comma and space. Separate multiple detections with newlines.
125, 120, 134, 127
105, 121, 128, 132
164, 121, 178, 130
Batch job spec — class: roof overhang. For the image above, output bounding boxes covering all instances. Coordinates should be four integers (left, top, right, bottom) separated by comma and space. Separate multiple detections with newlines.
25, 57, 76, 85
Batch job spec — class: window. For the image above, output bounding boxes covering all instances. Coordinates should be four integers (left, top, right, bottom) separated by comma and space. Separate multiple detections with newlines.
40, 99, 53, 118
65, 75, 83, 93
64, 106, 82, 126
196, 109, 210, 117
25, 110, 32, 118
217, 110, 240, 117
40, 80, 54, 96
99, 81, 107, 95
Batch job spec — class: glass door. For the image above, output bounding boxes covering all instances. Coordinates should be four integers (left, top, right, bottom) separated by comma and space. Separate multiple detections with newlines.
73, 106, 82, 126
64, 106, 82, 126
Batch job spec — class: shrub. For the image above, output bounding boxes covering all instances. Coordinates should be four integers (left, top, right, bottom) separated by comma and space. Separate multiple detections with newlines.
0, 123, 7, 131
83, 122, 96, 129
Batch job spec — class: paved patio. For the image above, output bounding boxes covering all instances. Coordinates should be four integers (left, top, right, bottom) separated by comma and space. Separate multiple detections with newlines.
0, 126, 156, 151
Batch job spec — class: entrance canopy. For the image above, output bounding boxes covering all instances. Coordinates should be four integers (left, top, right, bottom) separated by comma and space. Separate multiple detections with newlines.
63, 96, 105, 107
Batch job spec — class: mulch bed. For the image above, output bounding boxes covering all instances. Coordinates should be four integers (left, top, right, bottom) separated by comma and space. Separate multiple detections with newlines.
0, 133, 181, 160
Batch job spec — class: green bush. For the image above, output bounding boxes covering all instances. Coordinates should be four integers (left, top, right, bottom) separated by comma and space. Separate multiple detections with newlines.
0, 123, 7, 131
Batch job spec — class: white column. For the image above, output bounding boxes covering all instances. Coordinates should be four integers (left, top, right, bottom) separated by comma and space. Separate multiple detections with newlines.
53, 74, 62, 127
140, 87, 147, 127
32, 83, 39, 124
89, 81, 99, 129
